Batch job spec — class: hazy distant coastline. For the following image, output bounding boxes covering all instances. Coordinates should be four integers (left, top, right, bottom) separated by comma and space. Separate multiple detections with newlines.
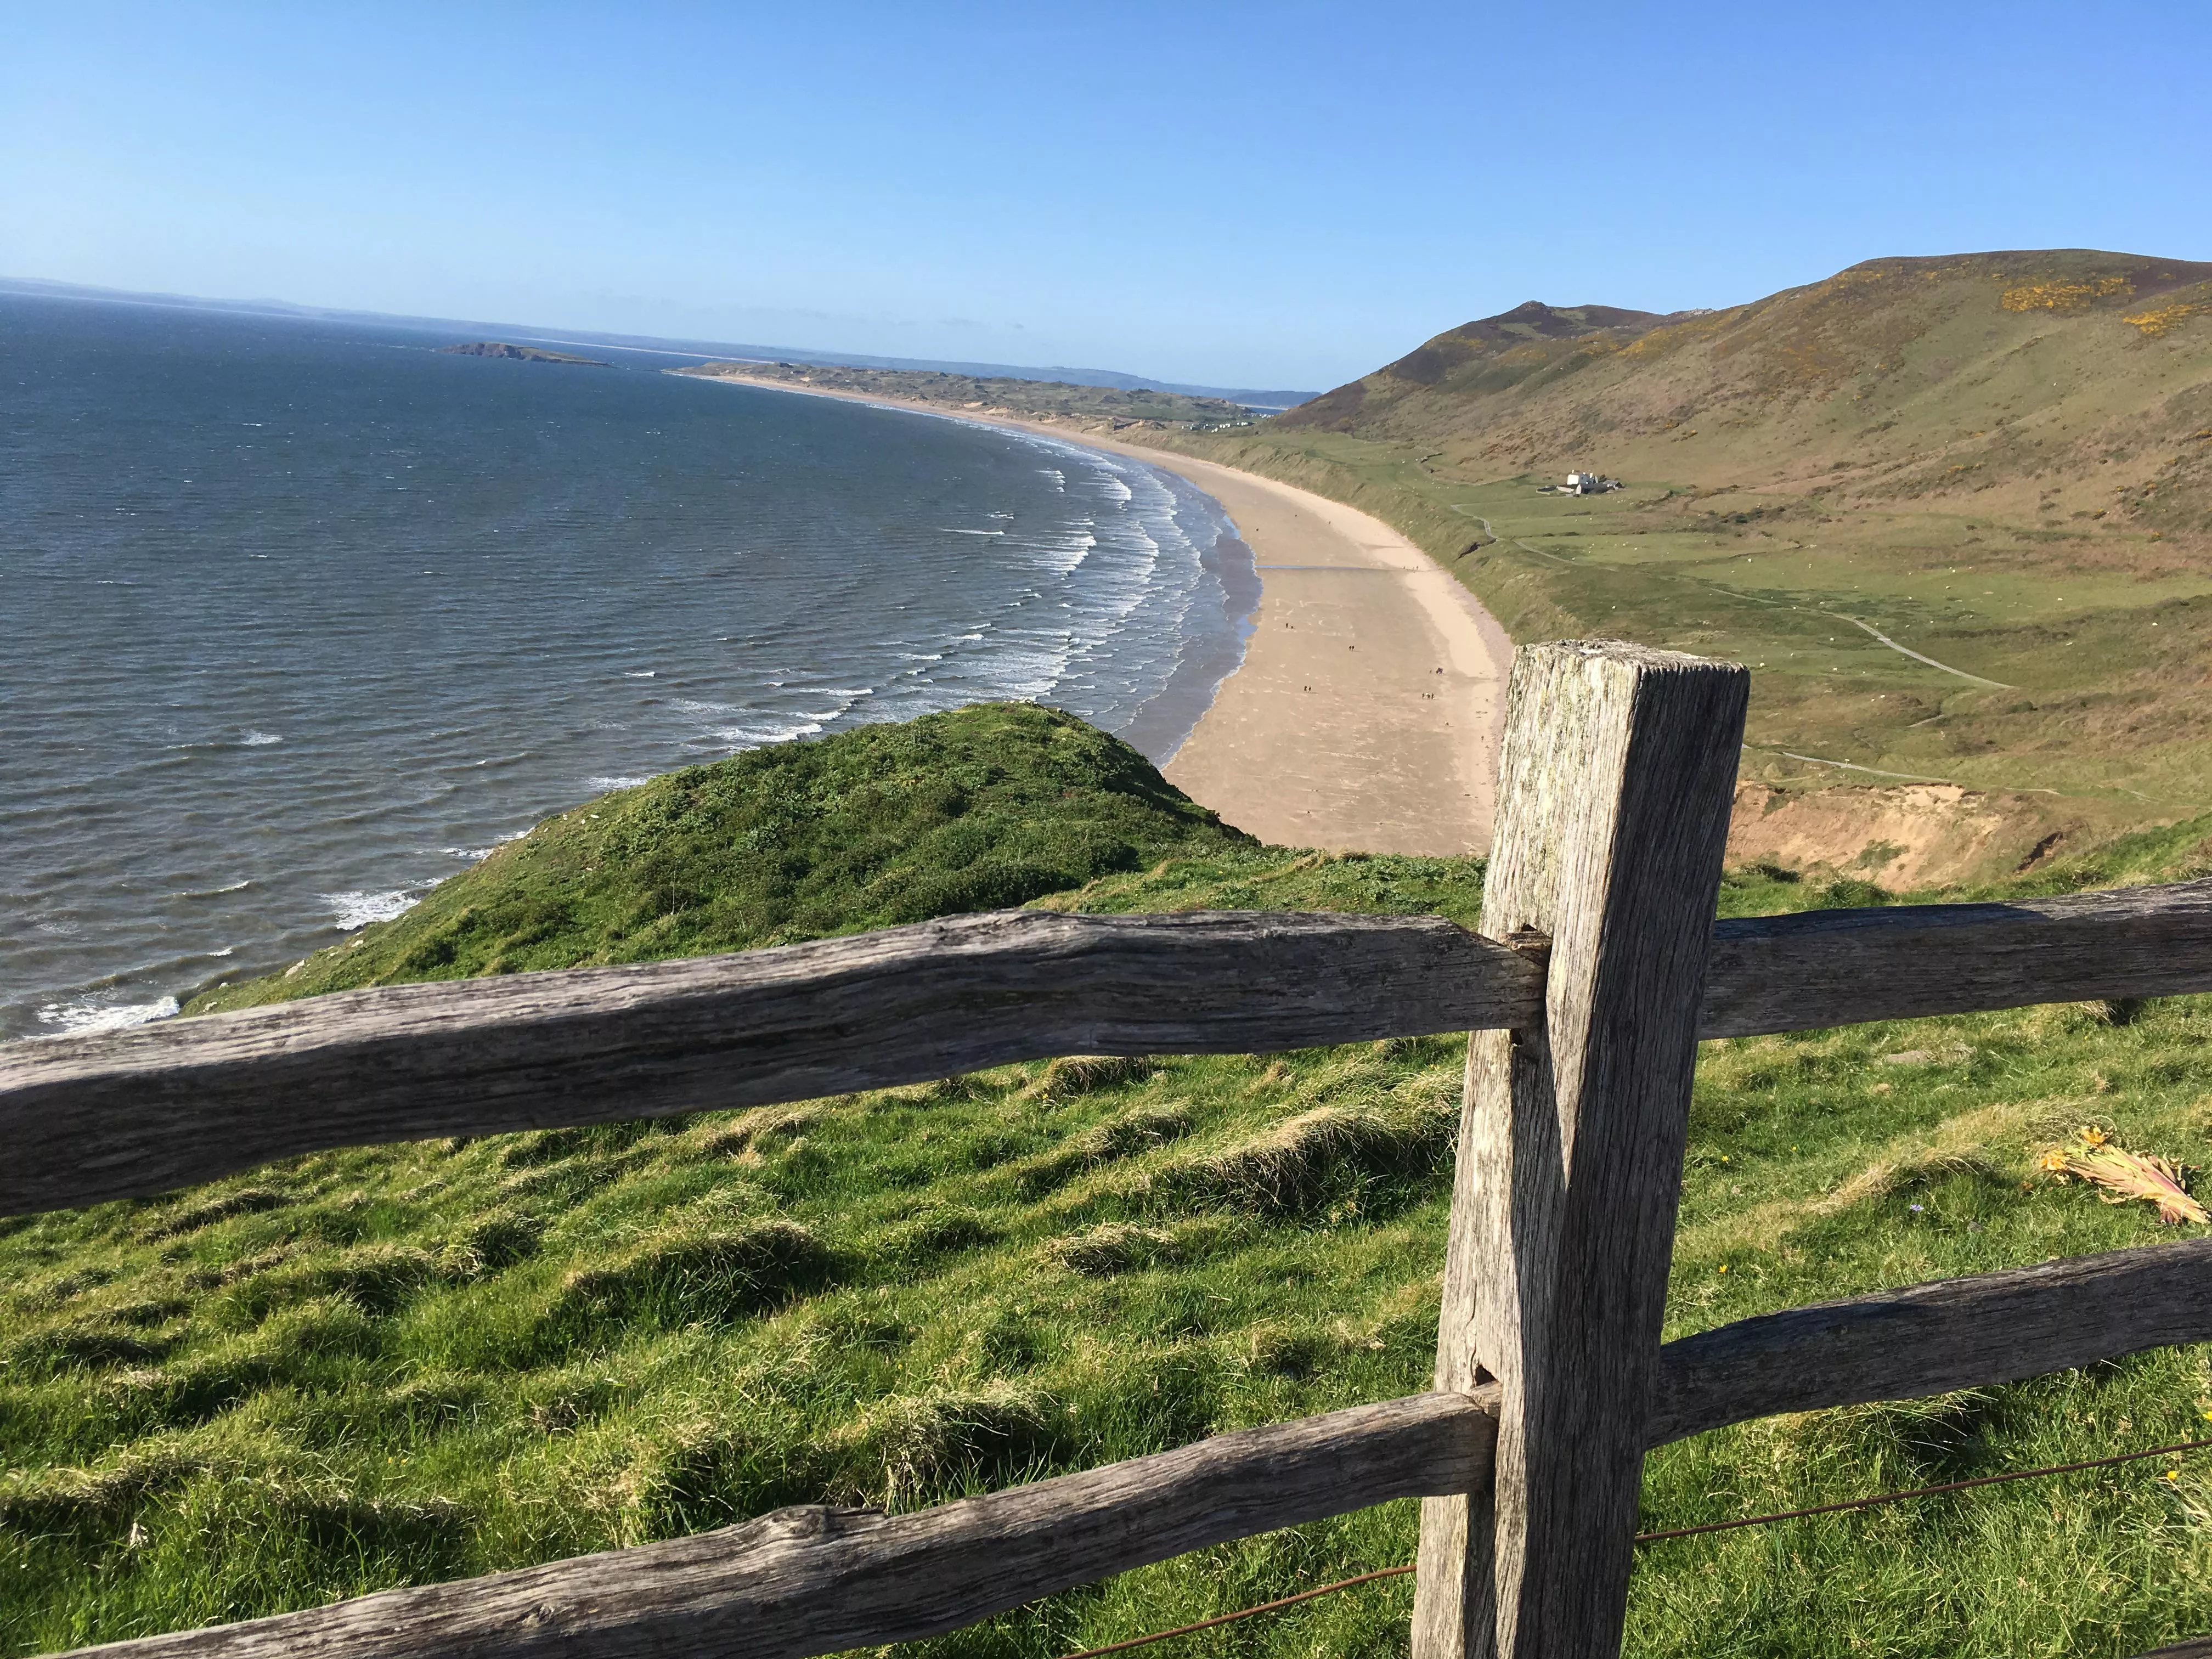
0, 275, 1317, 407
673, 359, 1259, 428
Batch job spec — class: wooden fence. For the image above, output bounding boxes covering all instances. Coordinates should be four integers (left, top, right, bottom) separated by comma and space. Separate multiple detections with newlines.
11, 639, 2212, 1659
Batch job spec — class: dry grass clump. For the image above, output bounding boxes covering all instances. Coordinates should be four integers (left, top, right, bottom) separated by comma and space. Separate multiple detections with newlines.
686, 1104, 828, 1159
136, 1187, 291, 1242
225, 1242, 465, 1319
1813, 1149, 2008, 1216
1157, 1099, 1455, 1216
497, 1157, 635, 1202
1804, 1101, 2041, 1218
836, 1383, 1061, 1507
443, 1208, 546, 1272
0, 1419, 477, 1544
1006, 1105, 1192, 1199
380, 1371, 493, 1427
0, 1443, 245, 1532
2024, 1001, 2130, 1039
1048, 1223, 1182, 1277
495, 1127, 625, 1169
1023, 1054, 1157, 1100
511, 1368, 629, 1437
180, 1245, 299, 1291
4, 1315, 174, 1377
219, 1294, 382, 1369
2023, 998, 2152, 1035
1069, 1105, 1191, 1162
1240, 1322, 1341, 1379
11, 1265, 119, 1312
1677, 1096, 2045, 1256
879, 1206, 1001, 1262
554, 1220, 834, 1328
1877, 1040, 1977, 1068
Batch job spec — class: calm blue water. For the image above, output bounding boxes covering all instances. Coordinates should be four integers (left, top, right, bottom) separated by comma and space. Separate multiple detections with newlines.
1, 292, 1257, 1040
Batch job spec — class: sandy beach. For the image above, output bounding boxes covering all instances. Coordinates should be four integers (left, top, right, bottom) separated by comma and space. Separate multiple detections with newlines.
680, 373, 1515, 855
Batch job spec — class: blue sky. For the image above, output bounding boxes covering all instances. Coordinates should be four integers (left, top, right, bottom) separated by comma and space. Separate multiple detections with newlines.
5, 1, 2207, 389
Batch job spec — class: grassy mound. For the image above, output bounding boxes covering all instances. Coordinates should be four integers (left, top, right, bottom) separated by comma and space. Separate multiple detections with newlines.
16, 708, 2212, 1655
189, 703, 1251, 1012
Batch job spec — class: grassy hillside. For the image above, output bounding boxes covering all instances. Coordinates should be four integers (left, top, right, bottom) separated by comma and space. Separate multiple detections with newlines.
186, 704, 1250, 1013
15, 713, 2212, 1657
1135, 251, 2212, 876
673, 361, 1256, 428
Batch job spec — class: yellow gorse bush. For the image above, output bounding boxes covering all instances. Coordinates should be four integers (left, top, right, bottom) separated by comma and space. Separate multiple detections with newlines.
2001, 275, 2134, 312
2123, 301, 2208, 339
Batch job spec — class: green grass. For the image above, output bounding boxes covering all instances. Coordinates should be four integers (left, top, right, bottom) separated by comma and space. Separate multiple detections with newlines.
188, 703, 1251, 1012
16, 708, 2212, 1657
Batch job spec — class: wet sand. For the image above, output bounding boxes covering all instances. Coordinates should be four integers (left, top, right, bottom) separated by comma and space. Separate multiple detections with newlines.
1091, 448, 1512, 855
681, 373, 1515, 854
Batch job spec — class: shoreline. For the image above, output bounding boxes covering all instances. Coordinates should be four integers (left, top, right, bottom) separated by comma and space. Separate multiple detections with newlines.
675, 370, 1514, 855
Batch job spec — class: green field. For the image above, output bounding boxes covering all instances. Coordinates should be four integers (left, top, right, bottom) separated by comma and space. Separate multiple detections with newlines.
14, 708, 2212, 1657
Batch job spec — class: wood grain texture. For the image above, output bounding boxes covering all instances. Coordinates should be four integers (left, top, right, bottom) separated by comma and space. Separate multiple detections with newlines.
0, 909, 1541, 1216
1648, 1238, 2212, 1445
16, 878, 2212, 1220
1415, 641, 1750, 1659
53, 1389, 1499, 1659
1700, 877, 2212, 1039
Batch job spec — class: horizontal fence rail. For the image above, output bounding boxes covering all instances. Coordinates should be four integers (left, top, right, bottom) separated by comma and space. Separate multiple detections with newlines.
55, 1391, 1500, 1659
9, 881, 2212, 1216
0, 910, 1539, 1216
1647, 1235, 2212, 1443
1701, 876, 2212, 1038
54, 1234, 2212, 1659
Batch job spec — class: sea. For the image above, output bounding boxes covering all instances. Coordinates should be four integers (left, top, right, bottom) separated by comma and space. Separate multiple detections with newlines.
0, 290, 1261, 1041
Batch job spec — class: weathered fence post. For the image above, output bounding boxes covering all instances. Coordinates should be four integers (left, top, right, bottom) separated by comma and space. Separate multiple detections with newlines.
1413, 641, 1748, 1659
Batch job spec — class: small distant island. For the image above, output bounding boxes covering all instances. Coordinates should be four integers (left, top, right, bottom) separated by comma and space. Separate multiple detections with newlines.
439, 341, 610, 366
673, 359, 1258, 431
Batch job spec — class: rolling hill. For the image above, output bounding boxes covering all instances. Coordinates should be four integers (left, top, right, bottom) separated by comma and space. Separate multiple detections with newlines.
1284, 251, 2212, 531
1137, 250, 2212, 879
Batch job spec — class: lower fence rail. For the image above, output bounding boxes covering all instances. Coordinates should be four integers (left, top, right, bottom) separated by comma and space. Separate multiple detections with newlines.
51, 1234, 2212, 1659
53, 1391, 1496, 1659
